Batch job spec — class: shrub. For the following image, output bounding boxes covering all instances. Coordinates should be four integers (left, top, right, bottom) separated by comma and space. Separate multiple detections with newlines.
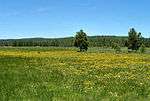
140, 44, 146, 53
112, 43, 121, 53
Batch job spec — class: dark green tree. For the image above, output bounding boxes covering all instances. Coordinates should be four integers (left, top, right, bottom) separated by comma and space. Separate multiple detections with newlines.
74, 30, 89, 51
127, 28, 142, 51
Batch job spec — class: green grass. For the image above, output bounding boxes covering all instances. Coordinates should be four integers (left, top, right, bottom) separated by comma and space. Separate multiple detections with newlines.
0, 47, 150, 101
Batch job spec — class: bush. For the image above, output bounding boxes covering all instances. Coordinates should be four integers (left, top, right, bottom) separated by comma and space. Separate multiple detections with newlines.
112, 43, 121, 53
140, 44, 146, 53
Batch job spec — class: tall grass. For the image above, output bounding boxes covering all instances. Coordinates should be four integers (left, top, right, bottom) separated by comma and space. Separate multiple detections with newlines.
0, 47, 150, 101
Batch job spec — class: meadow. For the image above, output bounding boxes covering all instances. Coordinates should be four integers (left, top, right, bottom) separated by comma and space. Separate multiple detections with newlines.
0, 47, 150, 101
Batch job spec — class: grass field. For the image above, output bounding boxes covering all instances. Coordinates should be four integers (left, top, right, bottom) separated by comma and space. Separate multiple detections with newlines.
0, 47, 150, 101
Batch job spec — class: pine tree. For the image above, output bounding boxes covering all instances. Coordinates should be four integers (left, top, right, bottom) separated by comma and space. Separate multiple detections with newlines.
127, 28, 142, 51
74, 30, 89, 52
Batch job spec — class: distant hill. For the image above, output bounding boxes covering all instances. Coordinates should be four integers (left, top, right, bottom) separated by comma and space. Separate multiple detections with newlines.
0, 36, 150, 47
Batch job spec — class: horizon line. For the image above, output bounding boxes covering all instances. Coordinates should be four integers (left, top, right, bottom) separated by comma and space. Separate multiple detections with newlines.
0, 35, 149, 40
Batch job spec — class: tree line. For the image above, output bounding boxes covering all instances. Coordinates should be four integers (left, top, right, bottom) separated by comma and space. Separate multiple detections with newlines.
0, 28, 150, 49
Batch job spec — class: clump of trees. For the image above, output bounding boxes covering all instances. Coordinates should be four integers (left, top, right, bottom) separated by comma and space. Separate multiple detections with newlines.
126, 28, 142, 52
74, 30, 89, 52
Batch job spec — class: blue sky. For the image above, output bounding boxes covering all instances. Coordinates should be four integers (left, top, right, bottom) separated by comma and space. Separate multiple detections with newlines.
0, 0, 150, 39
